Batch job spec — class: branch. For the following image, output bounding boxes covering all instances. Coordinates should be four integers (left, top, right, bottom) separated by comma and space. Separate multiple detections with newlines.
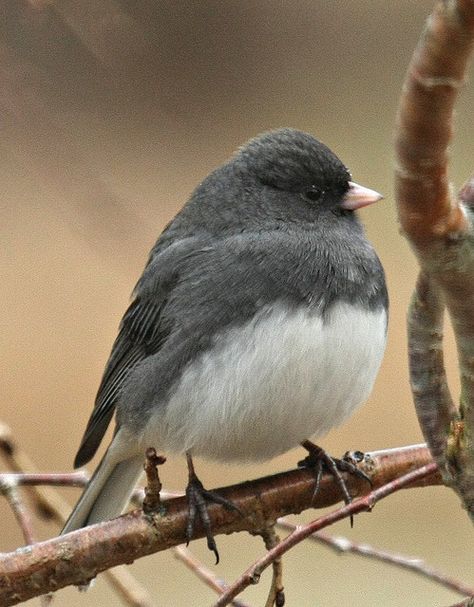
447, 599, 474, 607
173, 546, 252, 607
213, 463, 438, 606
0, 445, 439, 606
395, 0, 474, 242
0, 478, 36, 546
0, 422, 158, 607
0, 467, 250, 606
0, 472, 88, 488
258, 527, 284, 607
0, 477, 53, 606
395, 0, 474, 519
276, 521, 474, 597
0, 422, 68, 520
408, 272, 455, 475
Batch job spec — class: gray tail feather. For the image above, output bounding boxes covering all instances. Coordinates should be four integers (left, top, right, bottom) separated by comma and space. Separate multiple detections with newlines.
62, 450, 144, 534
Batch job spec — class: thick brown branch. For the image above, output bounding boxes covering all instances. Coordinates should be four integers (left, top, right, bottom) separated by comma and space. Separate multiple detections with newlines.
395, 0, 474, 520
395, 0, 474, 242
0, 445, 439, 606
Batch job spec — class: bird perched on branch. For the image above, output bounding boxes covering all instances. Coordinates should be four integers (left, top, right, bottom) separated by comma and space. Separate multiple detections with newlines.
62, 128, 388, 562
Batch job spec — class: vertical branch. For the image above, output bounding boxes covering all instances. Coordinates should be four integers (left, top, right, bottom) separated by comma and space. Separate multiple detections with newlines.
395, 0, 474, 519
0, 479, 53, 606
395, 0, 473, 241
408, 272, 455, 477
0, 479, 37, 546
259, 527, 284, 607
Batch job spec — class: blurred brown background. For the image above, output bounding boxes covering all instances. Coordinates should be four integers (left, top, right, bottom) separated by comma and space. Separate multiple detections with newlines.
1, 1, 473, 605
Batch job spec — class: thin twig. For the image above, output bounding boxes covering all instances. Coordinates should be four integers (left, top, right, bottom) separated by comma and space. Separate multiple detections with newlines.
259, 527, 284, 607
173, 546, 251, 607
0, 478, 36, 545
213, 463, 438, 607
0, 472, 88, 487
0, 422, 66, 520
276, 519, 474, 597
445, 598, 474, 607
0, 477, 54, 605
101, 567, 157, 607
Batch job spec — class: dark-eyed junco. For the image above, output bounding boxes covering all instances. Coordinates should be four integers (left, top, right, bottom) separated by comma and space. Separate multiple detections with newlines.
62, 128, 388, 559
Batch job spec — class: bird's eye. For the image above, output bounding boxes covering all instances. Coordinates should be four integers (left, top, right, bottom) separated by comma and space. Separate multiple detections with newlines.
304, 187, 324, 202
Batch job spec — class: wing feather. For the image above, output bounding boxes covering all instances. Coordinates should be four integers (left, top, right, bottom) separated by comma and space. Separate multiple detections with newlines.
74, 296, 169, 468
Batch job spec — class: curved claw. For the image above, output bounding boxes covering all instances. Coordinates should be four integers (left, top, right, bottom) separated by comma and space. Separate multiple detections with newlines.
185, 454, 241, 564
300, 441, 369, 526
186, 476, 221, 564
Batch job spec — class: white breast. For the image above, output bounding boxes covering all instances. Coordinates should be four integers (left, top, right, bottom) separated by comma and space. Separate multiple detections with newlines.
143, 303, 387, 462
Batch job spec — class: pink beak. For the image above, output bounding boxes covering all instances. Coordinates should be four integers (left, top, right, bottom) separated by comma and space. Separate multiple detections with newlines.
341, 181, 383, 210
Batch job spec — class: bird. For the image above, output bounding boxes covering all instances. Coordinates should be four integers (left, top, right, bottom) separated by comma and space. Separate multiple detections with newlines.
62, 128, 388, 561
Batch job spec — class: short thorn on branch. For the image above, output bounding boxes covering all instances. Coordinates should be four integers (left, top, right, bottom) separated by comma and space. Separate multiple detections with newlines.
142, 447, 166, 514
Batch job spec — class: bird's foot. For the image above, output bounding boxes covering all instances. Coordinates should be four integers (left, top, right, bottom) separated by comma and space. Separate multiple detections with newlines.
299, 440, 371, 525
185, 455, 241, 564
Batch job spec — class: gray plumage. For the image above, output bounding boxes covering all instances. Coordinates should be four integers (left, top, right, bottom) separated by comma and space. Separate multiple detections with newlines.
63, 128, 388, 534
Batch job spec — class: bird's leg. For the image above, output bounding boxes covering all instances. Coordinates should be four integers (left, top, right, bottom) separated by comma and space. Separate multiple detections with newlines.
185, 453, 241, 564
298, 440, 371, 524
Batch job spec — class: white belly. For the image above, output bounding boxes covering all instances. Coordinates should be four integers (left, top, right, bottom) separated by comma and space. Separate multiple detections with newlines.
144, 303, 387, 462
